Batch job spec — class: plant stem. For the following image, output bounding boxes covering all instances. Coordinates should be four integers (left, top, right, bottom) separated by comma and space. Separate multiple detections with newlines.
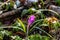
25, 25, 29, 40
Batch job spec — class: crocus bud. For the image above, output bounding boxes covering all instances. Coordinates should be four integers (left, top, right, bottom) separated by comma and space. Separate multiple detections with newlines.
28, 15, 35, 26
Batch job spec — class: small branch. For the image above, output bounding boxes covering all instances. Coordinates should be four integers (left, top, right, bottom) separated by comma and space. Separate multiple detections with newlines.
0, 6, 24, 19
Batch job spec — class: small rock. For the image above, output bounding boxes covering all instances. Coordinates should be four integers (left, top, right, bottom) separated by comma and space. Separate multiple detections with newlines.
14, 4, 17, 9
49, 5, 60, 15
15, 0, 20, 7
0, 11, 3, 14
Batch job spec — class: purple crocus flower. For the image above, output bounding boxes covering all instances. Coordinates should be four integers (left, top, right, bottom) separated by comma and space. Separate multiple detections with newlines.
28, 15, 35, 26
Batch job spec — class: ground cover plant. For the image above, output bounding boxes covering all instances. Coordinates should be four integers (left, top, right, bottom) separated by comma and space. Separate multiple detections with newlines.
0, 0, 60, 40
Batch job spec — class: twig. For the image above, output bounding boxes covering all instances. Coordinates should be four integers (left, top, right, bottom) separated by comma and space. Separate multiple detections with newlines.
0, 6, 24, 19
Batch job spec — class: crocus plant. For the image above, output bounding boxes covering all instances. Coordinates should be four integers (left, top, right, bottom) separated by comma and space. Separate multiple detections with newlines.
28, 15, 36, 28
13, 9, 60, 40
26, 15, 35, 40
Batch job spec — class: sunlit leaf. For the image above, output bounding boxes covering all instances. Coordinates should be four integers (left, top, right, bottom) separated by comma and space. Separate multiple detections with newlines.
17, 18, 26, 33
